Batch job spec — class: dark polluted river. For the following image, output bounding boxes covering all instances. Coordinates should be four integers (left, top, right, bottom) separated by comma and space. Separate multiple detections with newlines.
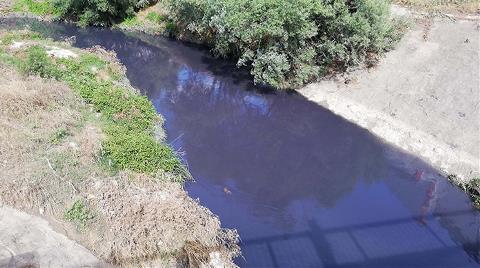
2, 19, 479, 268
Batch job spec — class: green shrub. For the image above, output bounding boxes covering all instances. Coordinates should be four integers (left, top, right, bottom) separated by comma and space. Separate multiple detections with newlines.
168, 0, 398, 89
19, 45, 61, 79
53, 0, 155, 26
165, 20, 177, 35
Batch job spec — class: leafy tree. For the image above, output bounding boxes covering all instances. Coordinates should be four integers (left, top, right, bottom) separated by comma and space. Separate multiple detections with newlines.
168, 0, 398, 89
53, 0, 154, 26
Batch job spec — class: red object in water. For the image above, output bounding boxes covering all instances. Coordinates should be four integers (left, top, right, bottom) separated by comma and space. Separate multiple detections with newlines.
415, 170, 424, 182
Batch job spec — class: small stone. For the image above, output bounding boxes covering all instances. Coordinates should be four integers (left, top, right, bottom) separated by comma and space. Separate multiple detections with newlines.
69, 142, 79, 150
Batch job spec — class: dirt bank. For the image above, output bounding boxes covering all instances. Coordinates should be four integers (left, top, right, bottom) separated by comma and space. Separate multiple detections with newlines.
299, 11, 479, 183
0, 33, 239, 267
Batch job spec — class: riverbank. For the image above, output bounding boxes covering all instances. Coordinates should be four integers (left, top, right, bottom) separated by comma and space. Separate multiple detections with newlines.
0, 30, 239, 267
299, 12, 479, 184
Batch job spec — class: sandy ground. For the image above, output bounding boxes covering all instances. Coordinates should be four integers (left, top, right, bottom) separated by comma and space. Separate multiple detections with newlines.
299, 11, 480, 183
0, 205, 102, 267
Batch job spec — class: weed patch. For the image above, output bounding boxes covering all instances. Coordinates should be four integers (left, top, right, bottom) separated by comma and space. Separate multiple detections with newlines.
50, 128, 69, 144
65, 200, 94, 227
104, 125, 184, 174
0, 31, 42, 45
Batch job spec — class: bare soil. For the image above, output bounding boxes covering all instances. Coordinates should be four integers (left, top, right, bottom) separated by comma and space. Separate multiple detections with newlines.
394, 0, 479, 14
299, 10, 480, 183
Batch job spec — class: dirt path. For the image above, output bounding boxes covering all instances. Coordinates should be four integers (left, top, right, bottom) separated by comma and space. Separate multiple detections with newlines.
0, 205, 102, 267
299, 11, 479, 182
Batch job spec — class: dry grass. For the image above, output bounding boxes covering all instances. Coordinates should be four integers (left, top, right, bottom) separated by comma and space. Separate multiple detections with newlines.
87, 174, 239, 266
0, 64, 84, 215
0, 1, 13, 14
0, 61, 239, 267
394, 0, 479, 14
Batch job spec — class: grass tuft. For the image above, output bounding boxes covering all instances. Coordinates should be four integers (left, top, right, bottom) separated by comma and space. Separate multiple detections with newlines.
64, 200, 94, 227
50, 128, 69, 144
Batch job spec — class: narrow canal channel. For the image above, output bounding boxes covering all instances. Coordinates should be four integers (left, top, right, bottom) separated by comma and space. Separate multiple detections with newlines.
2, 18, 479, 267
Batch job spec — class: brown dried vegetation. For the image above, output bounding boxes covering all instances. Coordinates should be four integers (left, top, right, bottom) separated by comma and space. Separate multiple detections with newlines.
0, 61, 239, 267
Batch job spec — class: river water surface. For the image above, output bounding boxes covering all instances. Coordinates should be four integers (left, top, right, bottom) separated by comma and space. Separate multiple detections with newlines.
2, 19, 479, 268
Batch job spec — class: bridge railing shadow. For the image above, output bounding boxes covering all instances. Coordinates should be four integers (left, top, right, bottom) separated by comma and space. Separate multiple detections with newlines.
240, 209, 480, 268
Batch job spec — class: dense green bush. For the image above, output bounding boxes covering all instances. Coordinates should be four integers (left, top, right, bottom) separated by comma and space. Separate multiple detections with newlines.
53, 0, 154, 26
168, 0, 398, 89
